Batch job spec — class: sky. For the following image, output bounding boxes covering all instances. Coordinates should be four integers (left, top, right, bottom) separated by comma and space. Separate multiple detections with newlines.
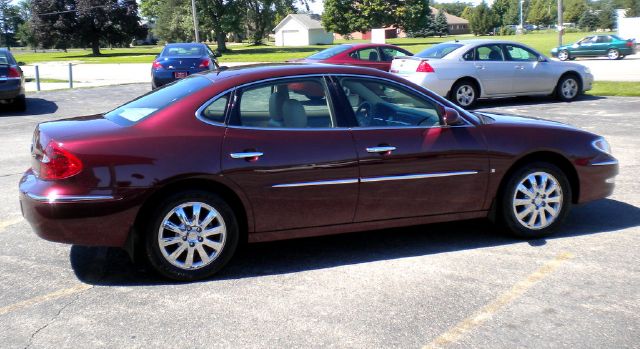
305, 0, 489, 15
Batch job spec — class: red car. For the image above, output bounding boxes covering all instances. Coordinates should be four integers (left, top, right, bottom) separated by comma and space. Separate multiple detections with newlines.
19, 64, 618, 281
291, 43, 413, 71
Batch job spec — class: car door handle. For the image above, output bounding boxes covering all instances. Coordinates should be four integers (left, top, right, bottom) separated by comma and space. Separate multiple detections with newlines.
366, 146, 396, 154
514, 65, 524, 70
230, 151, 263, 159
475, 65, 485, 70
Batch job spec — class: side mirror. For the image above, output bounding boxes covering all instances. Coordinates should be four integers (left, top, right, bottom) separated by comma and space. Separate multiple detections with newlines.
537, 56, 546, 62
443, 107, 461, 126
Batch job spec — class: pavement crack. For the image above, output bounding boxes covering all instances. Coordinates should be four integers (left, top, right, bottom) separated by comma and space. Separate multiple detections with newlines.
23, 285, 94, 349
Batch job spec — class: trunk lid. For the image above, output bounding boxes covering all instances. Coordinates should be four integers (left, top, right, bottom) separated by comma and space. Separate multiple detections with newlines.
157, 57, 203, 70
390, 56, 429, 74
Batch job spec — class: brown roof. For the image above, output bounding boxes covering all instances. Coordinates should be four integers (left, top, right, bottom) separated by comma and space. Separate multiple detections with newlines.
430, 7, 469, 25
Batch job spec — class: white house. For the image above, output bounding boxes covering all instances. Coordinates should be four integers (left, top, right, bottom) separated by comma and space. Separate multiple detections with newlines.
273, 14, 334, 47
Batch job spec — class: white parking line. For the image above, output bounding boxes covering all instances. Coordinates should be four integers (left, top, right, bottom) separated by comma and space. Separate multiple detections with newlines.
423, 251, 575, 349
0, 217, 24, 232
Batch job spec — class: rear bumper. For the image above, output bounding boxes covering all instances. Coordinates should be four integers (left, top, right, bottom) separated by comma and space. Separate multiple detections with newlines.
19, 171, 143, 247
0, 79, 23, 100
576, 156, 618, 204
393, 72, 452, 97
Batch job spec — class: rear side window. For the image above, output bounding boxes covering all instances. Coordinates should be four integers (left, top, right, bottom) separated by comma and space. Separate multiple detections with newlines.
307, 45, 352, 59
105, 76, 211, 124
415, 43, 463, 59
201, 94, 230, 124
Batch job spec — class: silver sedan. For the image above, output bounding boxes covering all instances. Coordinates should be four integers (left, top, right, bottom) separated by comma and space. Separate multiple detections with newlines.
390, 40, 593, 108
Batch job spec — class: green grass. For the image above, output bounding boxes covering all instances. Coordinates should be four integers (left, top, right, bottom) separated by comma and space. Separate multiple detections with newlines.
25, 77, 77, 83
587, 81, 640, 97
11, 30, 602, 65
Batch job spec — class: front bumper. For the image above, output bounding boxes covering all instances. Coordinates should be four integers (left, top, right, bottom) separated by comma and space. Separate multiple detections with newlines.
576, 155, 618, 204
19, 171, 142, 247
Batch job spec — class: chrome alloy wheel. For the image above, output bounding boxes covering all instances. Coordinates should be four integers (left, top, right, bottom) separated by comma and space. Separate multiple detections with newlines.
607, 49, 619, 60
158, 202, 226, 270
558, 50, 569, 61
560, 78, 578, 99
512, 172, 563, 230
456, 85, 475, 107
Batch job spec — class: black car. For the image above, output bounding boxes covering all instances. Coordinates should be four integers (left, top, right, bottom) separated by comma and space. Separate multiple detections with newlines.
151, 43, 221, 89
0, 49, 26, 111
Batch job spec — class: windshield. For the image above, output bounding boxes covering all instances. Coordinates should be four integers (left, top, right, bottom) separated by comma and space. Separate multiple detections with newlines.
104, 76, 211, 124
307, 45, 352, 60
415, 43, 463, 59
161, 45, 205, 57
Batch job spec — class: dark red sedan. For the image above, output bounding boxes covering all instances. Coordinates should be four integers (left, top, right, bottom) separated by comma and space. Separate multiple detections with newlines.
19, 64, 618, 281
290, 43, 412, 71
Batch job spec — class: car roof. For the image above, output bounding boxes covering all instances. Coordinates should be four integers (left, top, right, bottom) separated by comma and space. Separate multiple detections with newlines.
164, 42, 206, 47
347, 43, 404, 49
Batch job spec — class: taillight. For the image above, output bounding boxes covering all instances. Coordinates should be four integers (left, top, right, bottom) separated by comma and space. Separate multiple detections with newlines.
199, 59, 210, 68
416, 61, 435, 73
152, 60, 163, 69
38, 141, 83, 180
626, 41, 634, 47
7, 66, 20, 78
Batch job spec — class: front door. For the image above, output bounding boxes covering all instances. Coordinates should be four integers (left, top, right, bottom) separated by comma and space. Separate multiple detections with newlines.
504, 44, 557, 93
221, 77, 359, 232
334, 76, 489, 222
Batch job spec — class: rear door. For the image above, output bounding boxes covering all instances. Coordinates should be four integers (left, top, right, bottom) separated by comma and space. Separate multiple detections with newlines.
220, 76, 359, 232
471, 44, 514, 96
333, 76, 489, 222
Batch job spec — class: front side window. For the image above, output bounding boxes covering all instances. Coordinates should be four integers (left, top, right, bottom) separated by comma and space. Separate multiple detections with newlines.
235, 78, 335, 129
505, 45, 538, 61
381, 48, 409, 61
339, 78, 441, 128
596, 36, 611, 43
350, 48, 380, 61
475, 45, 505, 61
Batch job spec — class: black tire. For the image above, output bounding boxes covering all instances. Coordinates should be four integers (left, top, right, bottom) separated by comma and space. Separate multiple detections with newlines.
607, 48, 620, 60
13, 95, 26, 112
145, 190, 239, 281
499, 162, 572, 239
555, 74, 581, 102
450, 80, 478, 109
617, 55, 625, 60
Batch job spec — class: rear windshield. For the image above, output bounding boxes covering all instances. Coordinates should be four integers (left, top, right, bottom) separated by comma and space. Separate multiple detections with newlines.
415, 43, 463, 59
104, 76, 211, 124
0, 51, 15, 65
307, 45, 352, 60
161, 45, 205, 57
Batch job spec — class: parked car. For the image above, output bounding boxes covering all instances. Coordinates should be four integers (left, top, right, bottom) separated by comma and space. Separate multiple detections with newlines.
151, 43, 220, 89
390, 40, 593, 108
551, 35, 637, 61
19, 64, 618, 281
0, 48, 26, 111
289, 43, 413, 71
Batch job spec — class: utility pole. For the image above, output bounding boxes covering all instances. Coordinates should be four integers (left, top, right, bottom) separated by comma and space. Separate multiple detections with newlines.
557, 0, 563, 46
191, 0, 200, 42
519, 0, 524, 32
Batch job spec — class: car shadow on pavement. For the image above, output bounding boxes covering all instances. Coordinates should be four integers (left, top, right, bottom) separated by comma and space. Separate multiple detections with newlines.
0, 98, 58, 116
473, 94, 607, 109
70, 198, 640, 286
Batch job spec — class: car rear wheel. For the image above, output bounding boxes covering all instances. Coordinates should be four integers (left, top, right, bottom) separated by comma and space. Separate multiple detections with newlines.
499, 162, 571, 238
450, 80, 478, 108
558, 50, 570, 61
607, 48, 620, 60
145, 191, 239, 281
555, 75, 580, 102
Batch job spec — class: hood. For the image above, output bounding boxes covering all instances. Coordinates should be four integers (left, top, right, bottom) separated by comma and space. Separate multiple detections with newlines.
477, 111, 577, 130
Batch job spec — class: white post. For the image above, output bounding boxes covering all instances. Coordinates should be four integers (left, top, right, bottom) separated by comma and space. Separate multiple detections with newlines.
35, 65, 41, 92
68, 63, 73, 89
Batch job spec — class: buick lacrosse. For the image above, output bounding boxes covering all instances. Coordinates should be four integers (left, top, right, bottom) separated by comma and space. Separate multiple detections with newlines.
19, 64, 618, 280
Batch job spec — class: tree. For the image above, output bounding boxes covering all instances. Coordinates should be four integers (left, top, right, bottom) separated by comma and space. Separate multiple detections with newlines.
503, 0, 528, 25
460, 5, 473, 20
623, 0, 640, 16
155, 0, 194, 43
322, 0, 358, 36
432, 2, 472, 17
469, 1, 497, 35
434, 9, 448, 36
598, 2, 616, 30
30, 0, 142, 55
200, 0, 242, 52
563, 0, 587, 23
578, 10, 598, 30
491, 0, 512, 26
0, 0, 26, 48
527, 0, 555, 26
396, 0, 432, 34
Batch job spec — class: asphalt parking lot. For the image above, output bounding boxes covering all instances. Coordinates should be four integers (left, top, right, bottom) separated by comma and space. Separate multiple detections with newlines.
0, 86, 639, 348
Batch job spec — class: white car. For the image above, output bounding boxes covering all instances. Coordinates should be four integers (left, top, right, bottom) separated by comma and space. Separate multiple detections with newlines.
390, 40, 594, 108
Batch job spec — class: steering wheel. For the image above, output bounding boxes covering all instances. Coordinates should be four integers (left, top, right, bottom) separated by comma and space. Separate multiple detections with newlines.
355, 101, 372, 126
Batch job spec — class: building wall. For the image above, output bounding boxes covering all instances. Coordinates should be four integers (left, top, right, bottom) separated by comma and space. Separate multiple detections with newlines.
617, 10, 640, 41
275, 19, 309, 46
448, 24, 470, 35
308, 28, 334, 45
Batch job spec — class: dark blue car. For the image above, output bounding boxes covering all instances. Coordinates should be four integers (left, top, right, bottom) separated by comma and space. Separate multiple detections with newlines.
151, 43, 220, 89
0, 48, 26, 111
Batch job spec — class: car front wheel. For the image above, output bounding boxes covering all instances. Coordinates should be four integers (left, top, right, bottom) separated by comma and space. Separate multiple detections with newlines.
558, 50, 570, 61
499, 162, 571, 238
556, 75, 580, 102
145, 191, 239, 281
